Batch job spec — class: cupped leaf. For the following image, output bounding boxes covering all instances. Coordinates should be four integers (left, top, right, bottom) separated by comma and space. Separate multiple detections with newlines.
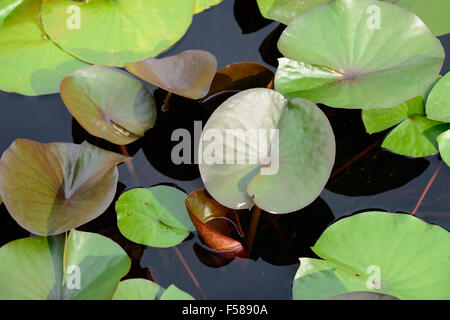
426, 72, 450, 122
293, 211, 450, 300
40, 0, 194, 67
0, 0, 88, 96
276, 0, 444, 109
256, 0, 329, 25
381, 116, 441, 157
206, 62, 274, 98
0, 229, 131, 300
61, 66, 157, 145
437, 130, 450, 166
186, 189, 246, 256
160, 284, 195, 300
394, 0, 450, 36
125, 50, 217, 100
0, 139, 129, 236
194, 0, 223, 13
112, 278, 161, 300
115, 186, 195, 248
199, 88, 335, 214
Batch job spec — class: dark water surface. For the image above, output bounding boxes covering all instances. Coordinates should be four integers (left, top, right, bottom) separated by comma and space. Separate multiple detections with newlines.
0, 0, 449, 300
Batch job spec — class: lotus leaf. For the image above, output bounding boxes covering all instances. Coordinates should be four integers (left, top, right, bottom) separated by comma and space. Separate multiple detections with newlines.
61, 65, 157, 145
292, 211, 450, 300
276, 0, 444, 109
125, 50, 217, 100
426, 72, 450, 122
0, 229, 130, 299
437, 130, 450, 166
194, 0, 223, 13
40, 0, 194, 66
199, 88, 335, 213
115, 186, 196, 248
0, 0, 88, 95
0, 139, 129, 235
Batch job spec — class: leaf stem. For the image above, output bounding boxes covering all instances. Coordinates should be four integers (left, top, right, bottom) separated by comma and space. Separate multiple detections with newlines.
411, 162, 442, 215
162, 92, 172, 112
173, 246, 207, 299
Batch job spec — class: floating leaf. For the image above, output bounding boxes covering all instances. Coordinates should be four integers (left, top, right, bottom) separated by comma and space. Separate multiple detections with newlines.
426, 72, 450, 122
112, 278, 161, 300
256, 0, 329, 25
362, 79, 443, 157
292, 211, 450, 300
206, 62, 274, 98
0, 139, 129, 235
199, 88, 335, 213
0, 0, 88, 95
186, 189, 246, 256
437, 130, 450, 166
381, 116, 441, 157
41, 0, 194, 67
125, 50, 217, 100
276, 0, 444, 109
0, 229, 130, 300
194, 0, 223, 13
160, 284, 195, 300
115, 186, 195, 248
61, 65, 157, 145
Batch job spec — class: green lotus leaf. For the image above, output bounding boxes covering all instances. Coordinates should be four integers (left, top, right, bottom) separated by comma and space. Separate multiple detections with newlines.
40, 0, 195, 67
125, 50, 217, 100
194, 0, 223, 14
199, 88, 335, 214
276, 0, 444, 109
0, 229, 131, 300
160, 284, 195, 300
0, 139, 130, 235
257, 0, 450, 36
381, 116, 441, 157
362, 96, 425, 134
426, 72, 450, 122
293, 211, 450, 300
60, 65, 157, 145
256, 0, 329, 25
422, 123, 450, 149
0, 0, 88, 96
112, 278, 161, 300
394, 0, 450, 36
437, 130, 450, 167
115, 186, 195, 248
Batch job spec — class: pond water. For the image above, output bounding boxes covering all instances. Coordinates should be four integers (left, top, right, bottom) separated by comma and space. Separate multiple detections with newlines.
0, 0, 449, 300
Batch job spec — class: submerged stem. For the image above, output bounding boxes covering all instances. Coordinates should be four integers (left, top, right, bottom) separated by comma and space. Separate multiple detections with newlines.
162, 92, 172, 112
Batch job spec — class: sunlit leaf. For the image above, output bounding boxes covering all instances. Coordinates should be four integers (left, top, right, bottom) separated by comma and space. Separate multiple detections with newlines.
61, 65, 157, 145
115, 186, 195, 248
293, 211, 450, 300
0, 139, 129, 235
0, 229, 130, 299
194, 0, 223, 13
186, 189, 246, 256
0, 0, 88, 95
112, 278, 161, 300
276, 0, 444, 109
206, 62, 274, 98
125, 50, 217, 100
199, 88, 335, 213
41, 0, 194, 67
437, 130, 450, 167
256, 0, 328, 25
326, 292, 399, 300
426, 72, 450, 122
160, 284, 195, 300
